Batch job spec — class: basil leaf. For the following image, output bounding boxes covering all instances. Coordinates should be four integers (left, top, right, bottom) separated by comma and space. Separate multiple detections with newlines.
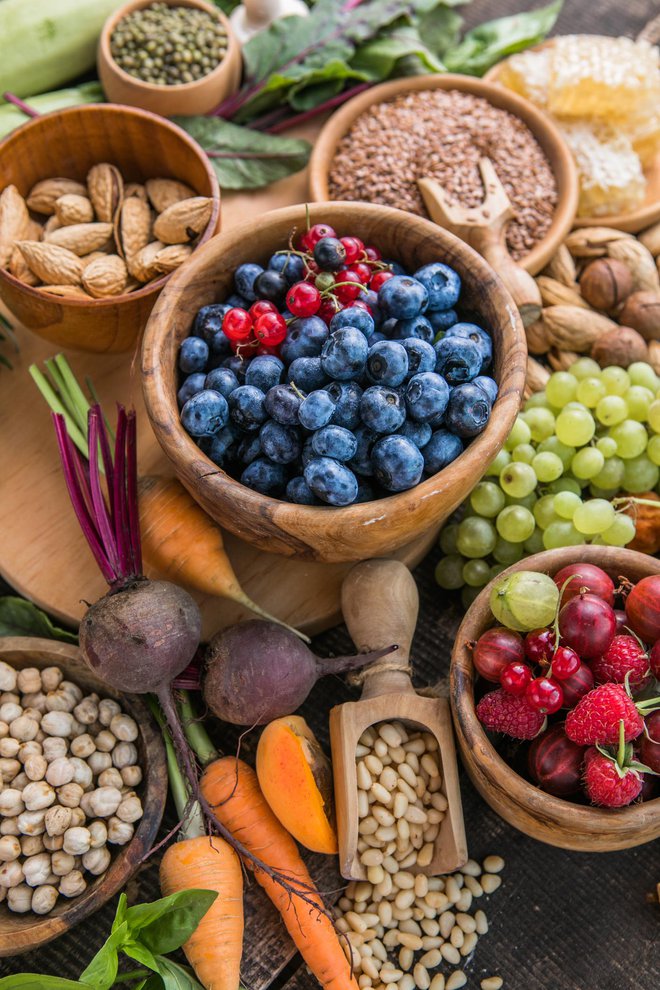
0, 597, 77, 643
79, 922, 128, 989
123, 941, 161, 970
0, 979, 90, 990
153, 957, 206, 990
351, 26, 445, 80
172, 117, 311, 190
138, 890, 218, 955
136, 977, 166, 990
112, 892, 128, 934
444, 0, 563, 75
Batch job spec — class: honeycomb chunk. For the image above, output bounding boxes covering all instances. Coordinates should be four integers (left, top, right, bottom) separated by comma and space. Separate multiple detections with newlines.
559, 122, 646, 217
627, 111, 660, 167
497, 48, 551, 108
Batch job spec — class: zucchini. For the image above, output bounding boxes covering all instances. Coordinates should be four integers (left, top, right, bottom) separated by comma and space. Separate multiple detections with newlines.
0, 83, 104, 139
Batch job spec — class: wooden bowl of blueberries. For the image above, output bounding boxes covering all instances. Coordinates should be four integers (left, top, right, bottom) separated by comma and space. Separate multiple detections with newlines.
142, 201, 527, 562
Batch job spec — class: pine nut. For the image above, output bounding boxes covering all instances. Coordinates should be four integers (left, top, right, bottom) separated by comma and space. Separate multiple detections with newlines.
399, 947, 414, 971
363, 960, 381, 980
426, 809, 444, 825
421, 936, 443, 950
405, 752, 420, 774
421, 919, 440, 937
346, 911, 367, 933
481, 874, 502, 894
397, 818, 411, 841
383, 930, 400, 948
361, 913, 380, 928
461, 859, 482, 876
464, 876, 483, 897
361, 849, 383, 867
381, 767, 398, 791
450, 926, 464, 948
395, 889, 416, 911
379, 724, 402, 748
474, 910, 488, 935
367, 865, 385, 885
405, 806, 427, 825
455, 912, 476, 933
376, 874, 393, 897
445, 877, 461, 904
481, 979, 503, 990
398, 932, 423, 950
420, 949, 442, 969
357, 762, 372, 790
455, 890, 472, 912
460, 931, 478, 957
405, 737, 425, 755
359, 816, 378, 835
394, 871, 414, 889
446, 972, 467, 990
373, 806, 395, 827
417, 842, 434, 867
393, 906, 413, 921
413, 963, 430, 990
355, 882, 371, 902
483, 855, 504, 874
347, 931, 365, 947
360, 728, 376, 746
389, 745, 406, 764
399, 919, 422, 936
439, 911, 455, 938
365, 755, 383, 776
381, 968, 403, 983
376, 826, 397, 843
397, 780, 418, 804
339, 896, 352, 912
358, 791, 370, 819
378, 901, 392, 926
430, 976, 445, 990
371, 782, 392, 806
336, 918, 350, 933
398, 851, 418, 870
393, 793, 409, 819
421, 755, 439, 777
441, 944, 461, 965
414, 874, 428, 898
431, 793, 448, 811
400, 976, 415, 990
398, 762, 417, 787
423, 825, 440, 844
425, 891, 448, 910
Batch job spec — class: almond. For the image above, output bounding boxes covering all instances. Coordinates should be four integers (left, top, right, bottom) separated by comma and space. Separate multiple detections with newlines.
639, 221, 660, 258
45, 223, 114, 256
542, 305, 617, 352
128, 240, 164, 282
146, 177, 196, 213
82, 255, 128, 298
8, 218, 42, 284
153, 243, 192, 274
116, 197, 152, 261
525, 315, 551, 355
40, 284, 93, 299
81, 251, 110, 270
524, 356, 550, 399
17, 241, 83, 285
541, 244, 577, 286
26, 178, 87, 215
0, 185, 30, 267
564, 227, 633, 258
606, 239, 660, 294
649, 340, 660, 375
547, 349, 580, 372
535, 276, 590, 309
124, 183, 149, 202
87, 164, 123, 223
54, 194, 94, 226
153, 197, 212, 244
43, 216, 61, 237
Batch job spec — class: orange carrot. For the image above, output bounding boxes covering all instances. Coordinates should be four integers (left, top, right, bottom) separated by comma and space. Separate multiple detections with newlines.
201, 756, 358, 990
139, 475, 308, 640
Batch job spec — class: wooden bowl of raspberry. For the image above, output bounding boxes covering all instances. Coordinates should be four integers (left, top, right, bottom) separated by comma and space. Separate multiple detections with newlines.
450, 545, 660, 852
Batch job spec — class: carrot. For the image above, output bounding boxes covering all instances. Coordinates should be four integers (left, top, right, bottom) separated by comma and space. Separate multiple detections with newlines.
201, 756, 358, 990
138, 475, 308, 640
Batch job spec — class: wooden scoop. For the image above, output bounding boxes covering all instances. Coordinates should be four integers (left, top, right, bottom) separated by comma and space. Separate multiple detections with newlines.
329, 559, 467, 879
418, 157, 542, 328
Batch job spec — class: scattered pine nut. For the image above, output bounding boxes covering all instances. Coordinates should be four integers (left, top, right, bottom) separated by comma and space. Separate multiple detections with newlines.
481, 979, 503, 990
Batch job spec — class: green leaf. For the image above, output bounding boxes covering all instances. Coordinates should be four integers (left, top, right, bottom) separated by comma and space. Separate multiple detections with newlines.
153, 957, 206, 990
112, 892, 128, 934
0, 979, 90, 990
351, 25, 445, 80
0, 597, 77, 643
123, 941, 161, 971
444, 0, 563, 76
416, 3, 464, 58
171, 117, 311, 190
79, 922, 128, 990
136, 978, 166, 990
128, 889, 218, 955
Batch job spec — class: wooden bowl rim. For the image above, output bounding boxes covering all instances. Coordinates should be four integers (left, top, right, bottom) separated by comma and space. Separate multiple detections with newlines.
98, 0, 240, 97
308, 73, 579, 276
142, 199, 527, 528
0, 102, 221, 307
450, 546, 660, 832
0, 636, 167, 953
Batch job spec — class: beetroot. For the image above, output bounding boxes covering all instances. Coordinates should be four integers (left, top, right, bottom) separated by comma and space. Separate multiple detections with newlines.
528, 725, 585, 797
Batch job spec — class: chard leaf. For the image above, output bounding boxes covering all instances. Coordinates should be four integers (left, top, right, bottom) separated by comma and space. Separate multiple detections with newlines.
416, 3, 464, 58
0, 596, 77, 643
172, 117, 311, 190
444, 0, 563, 75
351, 25, 445, 79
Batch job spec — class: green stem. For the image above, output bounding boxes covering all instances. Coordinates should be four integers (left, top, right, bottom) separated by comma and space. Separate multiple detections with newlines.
113, 969, 151, 985
55, 353, 92, 434
148, 697, 205, 842
612, 497, 660, 510
29, 364, 89, 456
179, 690, 219, 767
617, 719, 626, 768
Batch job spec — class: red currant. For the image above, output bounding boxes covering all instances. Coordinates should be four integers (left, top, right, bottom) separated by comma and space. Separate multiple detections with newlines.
286, 281, 321, 317
340, 236, 364, 265
370, 270, 394, 292
317, 299, 338, 324
500, 662, 533, 697
550, 646, 581, 680
352, 299, 373, 315
300, 223, 336, 251
254, 311, 287, 345
334, 270, 364, 304
257, 343, 281, 356
525, 676, 563, 714
223, 307, 253, 342
524, 628, 556, 665
249, 300, 277, 321
364, 245, 382, 261
348, 262, 371, 284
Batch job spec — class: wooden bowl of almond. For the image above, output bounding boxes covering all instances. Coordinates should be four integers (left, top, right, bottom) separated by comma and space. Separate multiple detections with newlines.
0, 104, 220, 353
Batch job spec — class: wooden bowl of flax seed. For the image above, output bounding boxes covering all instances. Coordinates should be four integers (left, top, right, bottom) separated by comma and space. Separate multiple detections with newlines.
309, 75, 578, 275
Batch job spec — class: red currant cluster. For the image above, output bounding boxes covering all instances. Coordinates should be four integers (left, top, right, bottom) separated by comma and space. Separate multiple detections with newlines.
223, 301, 288, 354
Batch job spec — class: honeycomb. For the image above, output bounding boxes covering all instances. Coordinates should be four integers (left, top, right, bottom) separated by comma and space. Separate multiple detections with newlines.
560, 122, 646, 217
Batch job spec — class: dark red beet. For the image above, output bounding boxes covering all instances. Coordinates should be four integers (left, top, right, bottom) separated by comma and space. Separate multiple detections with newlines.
560, 663, 594, 708
558, 593, 616, 659
528, 724, 586, 796
473, 627, 524, 682
554, 563, 615, 608
625, 575, 660, 643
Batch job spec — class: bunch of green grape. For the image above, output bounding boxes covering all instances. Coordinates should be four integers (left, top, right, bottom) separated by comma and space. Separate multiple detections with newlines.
436, 358, 660, 608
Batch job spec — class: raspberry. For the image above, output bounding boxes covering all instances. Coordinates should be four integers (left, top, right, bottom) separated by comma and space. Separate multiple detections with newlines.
476, 688, 546, 740
590, 635, 651, 690
565, 683, 644, 746
583, 747, 643, 807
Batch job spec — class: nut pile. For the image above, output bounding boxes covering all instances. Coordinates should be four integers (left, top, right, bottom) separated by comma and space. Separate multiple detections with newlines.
0, 170, 213, 299
0, 661, 144, 915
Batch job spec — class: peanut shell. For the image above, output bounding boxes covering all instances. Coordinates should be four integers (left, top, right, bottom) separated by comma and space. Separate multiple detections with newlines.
87, 164, 123, 223
16, 241, 83, 285
26, 178, 87, 216
54, 195, 94, 226
146, 178, 195, 213
45, 223, 114, 256
82, 255, 128, 298
0, 185, 30, 268
152, 197, 212, 244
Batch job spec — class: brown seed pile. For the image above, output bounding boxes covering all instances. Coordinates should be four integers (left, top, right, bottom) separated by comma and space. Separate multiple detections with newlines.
328, 89, 558, 261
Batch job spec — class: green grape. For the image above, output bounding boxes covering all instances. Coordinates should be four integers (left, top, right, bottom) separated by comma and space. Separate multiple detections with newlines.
504, 492, 538, 510
553, 490, 582, 520
602, 366, 631, 396
533, 493, 558, 530
499, 462, 537, 498
532, 451, 563, 482
470, 481, 506, 518
592, 455, 625, 490
610, 419, 649, 459
463, 558, 491, 588
596, 436, 618, 458
439, 522, 460, 555
546, 372, 578, 408
492, 540, 523, 568
537, 436, 576, 469
628, 362, 659, 392
523, 527, 545, 555
576, 376, 606, 408
647, 434, 660, 466
624, 385, 654, 422
484, 448, 512, 476
573, 498, 616, 535
462, 503, 478, 518
522, 407, 556, 442
524, 391, 551, 410
504, 416, 532, 450
547, 476, 582, 496
456, 516, 497, 558
589, 484, 618, 499
512, 443, 536, 464
600, 513, 636, 547
596, 395, 628, 426
461, 585, 481, 609
569, 357, 601, 380
543, 520, 585, 549
489, 563, 506, 580
622, 455, 660, 493
555, 406, 595, 446
571, 446, 605, 480
496, 505, 536, 543
435, 554, 466, 590
648, 399, 660, 433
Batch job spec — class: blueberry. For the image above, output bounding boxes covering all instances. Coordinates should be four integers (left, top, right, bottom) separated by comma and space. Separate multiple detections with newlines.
301, 436, 315, 468
444, 322, 492, 371
369, 331, 386, 344
405, 372, 450, 423
221, 355, 247, 383
474, 375, 498, 404
433, 336, 482, 385
355, 479, 376, 503
181, 389, 229, 437
234, 263, 264, 302
192, 303, 231, 343
209, 330, 232, 358
245, 355, 284, 393
226, 292, 249, 309
414, 262, 461, 311
313, 236, 346, 271
228, 385, 267, 431
398, 420, 432, 449
299, 390, 336, 430
401, 338, 436, 379
349, 425, 378, 476
311, 425, 358, 462
321, 327, 368, 381
253, 269, 288, 304
177, 372, 206, 407
325, 381, 362, 430
260, 420, 302, 464
265, 384, 301, 425
237, 433, 261, 464
304, 457, 358, 506
423, 429, 464, 474
381, 318, 398, 338
391, 315, 434, 343
286, 356, 327, 392
360, 386, 406, 434
371, 435, 424, 492
204, 367, 240, 399
361, 289, 382, 326
384, 260, 406, 276
205, 426, 238, 466
445, 383, 492, 438
427, 309, 457, 334
268, 251, 305, 284
241, 457, 287, 496
179, 337, 209, 374
286, 476, 319, 505
281, 316, 329, 363
366, 340, 409, 387
330, 306, 375, 339
378, 275, 428, 320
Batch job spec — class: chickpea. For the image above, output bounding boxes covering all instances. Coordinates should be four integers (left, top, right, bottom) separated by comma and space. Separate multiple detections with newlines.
82, 846, 111, 876
88, 786, 122, 818
0, 758, 21, 784
0, 859, 24, 888
0, 817, 20, 836
0, 662, 17, 692
120, 765, 142, 788
10, 712, 40, 743
19, 835, 45, 857
112, 742, 137, 769
60, 682, 82, 704
70, 734, 95, 759
0, 738, 19, 758
7, 883, 32, 912
43, 833, 64, 851
44, 805, 73, 837
56, 783, 83, 809
22, 707, 44, 724
68, 807, 86, 828
12, 771, 28, 790
42, 737, 67, 761
0, 703, 21, 724
0, 836, 21, 862
88, 820, 107, 848
24, 754, 48, 782
98, 768, 123, 790
59, 870, 86, 898
110, 714, 138, 742
17, 809, 46, 836
17, 668, 42, 695
98, 699, 121, 726
41, 711, 74, 738
69, 757, 93, 789
41, 667, 63, 692
51, 851, 75, 876
107, 817, 134, 845
63, 826, 91, 855
23, 691, 48, 714
94, 730, 116, 753
45, 757, 74, 787
0, 722, 8, 740
22, 852, 51, 887
45, 689, 75, 714
18, 740, 43, 764
0, 788, 24, 816
22, 781, 56, 811
116, 794, 143, 824
32, 884, 58, 914
0, 693, 20, 706
87, 751, 111, 775
74, 697, 98, 725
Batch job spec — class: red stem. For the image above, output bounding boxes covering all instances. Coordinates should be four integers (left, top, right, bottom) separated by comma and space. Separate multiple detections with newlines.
112, 407, 132, 581
2, 92, 39, 117
88, 410, 121, 581
266, 82, 371, 134
126, 410, 142, 576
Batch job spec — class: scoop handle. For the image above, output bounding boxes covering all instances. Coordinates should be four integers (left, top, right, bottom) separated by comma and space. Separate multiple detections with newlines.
475, 228, 543, 328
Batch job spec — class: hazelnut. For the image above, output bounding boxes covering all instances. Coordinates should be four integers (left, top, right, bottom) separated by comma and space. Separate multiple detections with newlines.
618, 291, 660, 342
579, 258, 633, 311
591, 326, 648, 368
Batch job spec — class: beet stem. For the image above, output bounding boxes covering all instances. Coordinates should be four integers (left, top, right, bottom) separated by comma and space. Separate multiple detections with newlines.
88, 409, 122, 580
126, 410, 142, 576
316, 644, 399, 676
112, 407, 132, 580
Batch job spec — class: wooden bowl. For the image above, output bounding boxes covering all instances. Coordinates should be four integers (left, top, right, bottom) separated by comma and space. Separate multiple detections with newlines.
0, 104, 220, 354
98, 0, 242, 117
142, 201, 527, 563
308, 75, 578, 276
450, 546, 660, 852
0, 636, 167, 956
485, 40, 660, 234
